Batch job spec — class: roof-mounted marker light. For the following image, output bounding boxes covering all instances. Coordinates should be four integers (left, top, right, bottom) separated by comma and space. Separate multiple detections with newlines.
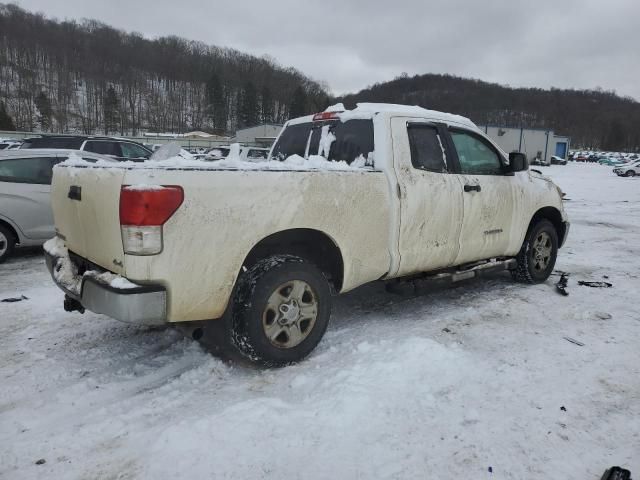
312, 111, 342, 121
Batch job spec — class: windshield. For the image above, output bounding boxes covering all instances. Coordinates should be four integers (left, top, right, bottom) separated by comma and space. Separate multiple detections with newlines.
271, 119, 374, 165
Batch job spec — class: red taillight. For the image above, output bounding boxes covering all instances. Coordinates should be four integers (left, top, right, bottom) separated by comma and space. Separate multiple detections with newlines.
119, 186, 184, 226
312, 111, 342, 121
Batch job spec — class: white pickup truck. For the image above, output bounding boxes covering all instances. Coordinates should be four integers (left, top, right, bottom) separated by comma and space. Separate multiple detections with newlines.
45, 103, 569, 365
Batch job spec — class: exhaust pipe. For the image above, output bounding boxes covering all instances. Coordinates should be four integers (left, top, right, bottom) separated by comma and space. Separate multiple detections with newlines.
63, 295, 85, 314
175, 323, 204, 340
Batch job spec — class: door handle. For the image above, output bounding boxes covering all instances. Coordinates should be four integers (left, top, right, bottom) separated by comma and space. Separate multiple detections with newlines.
464, 184, 481, 192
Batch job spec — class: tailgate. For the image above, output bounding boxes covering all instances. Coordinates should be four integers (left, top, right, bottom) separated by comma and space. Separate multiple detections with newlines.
51, 166, 126, 274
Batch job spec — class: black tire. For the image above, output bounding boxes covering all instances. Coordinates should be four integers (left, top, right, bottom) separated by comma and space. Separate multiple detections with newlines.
511, 219, 558, 284
0, 224, 16, 264
229, 255, 332, 366
625, 170, 635, 177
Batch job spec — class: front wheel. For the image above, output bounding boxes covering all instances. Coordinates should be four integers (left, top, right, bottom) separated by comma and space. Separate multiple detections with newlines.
625, 170, 636, 177
229, 255, 332, 366
511, 219, 558, 283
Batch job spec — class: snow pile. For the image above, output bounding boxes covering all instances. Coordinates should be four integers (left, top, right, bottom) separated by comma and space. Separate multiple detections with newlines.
3, 164, 640, 479
285, 102, 477, 128
123, 184, 167, 192
149, 142, 194, 161
325, 102, 345, 112
61, 152, 119, 168
43, 236, 81, 295
318, 125, 336, 158
86, 271, 139, 290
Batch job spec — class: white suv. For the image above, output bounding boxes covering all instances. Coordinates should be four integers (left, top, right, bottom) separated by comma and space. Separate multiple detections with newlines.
21, 136, 152, 161
613, 161, 640, 177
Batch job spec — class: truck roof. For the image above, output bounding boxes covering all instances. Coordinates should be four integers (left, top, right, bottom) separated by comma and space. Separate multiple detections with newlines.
288, 103, 477, 130
0, 149, 117, 162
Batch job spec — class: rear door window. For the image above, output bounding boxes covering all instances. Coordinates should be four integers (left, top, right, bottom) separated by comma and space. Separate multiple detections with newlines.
84, 141, 122, 157
407, 125, 448, 173
0, 157, 57, 184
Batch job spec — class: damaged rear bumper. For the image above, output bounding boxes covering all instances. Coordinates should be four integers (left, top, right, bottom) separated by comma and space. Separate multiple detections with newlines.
44, 250, 167, 325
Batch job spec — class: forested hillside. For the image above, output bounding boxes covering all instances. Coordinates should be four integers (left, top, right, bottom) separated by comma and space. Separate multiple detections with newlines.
340, 73, 640, 151
0, 4, 330, 135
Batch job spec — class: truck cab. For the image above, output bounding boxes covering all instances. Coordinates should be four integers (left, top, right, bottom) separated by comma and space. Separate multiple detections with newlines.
44, 103, 569, 366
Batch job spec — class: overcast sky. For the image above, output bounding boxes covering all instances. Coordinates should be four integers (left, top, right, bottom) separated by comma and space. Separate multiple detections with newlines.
13, 0, 640, 100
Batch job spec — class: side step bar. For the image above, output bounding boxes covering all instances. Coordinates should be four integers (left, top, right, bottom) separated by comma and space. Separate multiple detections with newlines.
386, 258, 517, 295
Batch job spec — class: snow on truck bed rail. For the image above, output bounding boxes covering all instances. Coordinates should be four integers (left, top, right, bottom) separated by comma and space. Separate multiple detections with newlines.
59, 147, 375, 172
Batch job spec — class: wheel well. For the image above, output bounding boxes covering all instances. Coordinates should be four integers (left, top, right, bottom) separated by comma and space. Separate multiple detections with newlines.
0, 219, 18, 244
243, 229, 344, 292
528, 207, 566, 245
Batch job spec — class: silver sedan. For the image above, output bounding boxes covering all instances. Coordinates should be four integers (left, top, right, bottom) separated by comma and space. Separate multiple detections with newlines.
0, 149, 115, 262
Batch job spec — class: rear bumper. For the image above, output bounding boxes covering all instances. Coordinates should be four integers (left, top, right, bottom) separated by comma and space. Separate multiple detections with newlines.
45, 250, 167, 325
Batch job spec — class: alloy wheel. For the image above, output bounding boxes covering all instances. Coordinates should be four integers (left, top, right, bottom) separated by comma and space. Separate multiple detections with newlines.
531, 231, 552, 272
262, 280, 318, 349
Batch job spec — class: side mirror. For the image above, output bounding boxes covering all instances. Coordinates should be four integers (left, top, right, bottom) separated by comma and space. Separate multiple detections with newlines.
509, 151, 529, 172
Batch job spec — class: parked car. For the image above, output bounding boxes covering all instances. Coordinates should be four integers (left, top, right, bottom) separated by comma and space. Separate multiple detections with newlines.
613, 161, 640, 177
21, 136, 153, 161
44, 103, 569, 366
530, 156, 550, 166
0, 149, 116, 262
242, 147, 270, 162
204, 146, 231, 160
598, 157, 628, 166
0, 141, 21, 150
550, 156, 567, 165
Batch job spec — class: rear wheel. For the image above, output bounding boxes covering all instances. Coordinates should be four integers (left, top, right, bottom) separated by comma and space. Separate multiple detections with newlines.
0, 225, 16, 263
511, 219, 558, 283
229, 255, 331, 366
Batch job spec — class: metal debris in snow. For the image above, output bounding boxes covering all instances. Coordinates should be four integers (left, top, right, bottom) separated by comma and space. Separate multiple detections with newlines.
1, 295, 28, 303
555, 272, 570, 296
563, 337, 585, 347
578, 280, 612, 288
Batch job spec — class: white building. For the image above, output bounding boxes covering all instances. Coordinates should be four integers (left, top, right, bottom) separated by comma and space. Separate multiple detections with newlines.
234, 124, 283, 146
479, 126, 571, 164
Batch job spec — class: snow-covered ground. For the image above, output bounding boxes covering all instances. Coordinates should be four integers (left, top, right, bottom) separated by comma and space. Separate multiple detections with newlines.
1, 163, 638, 479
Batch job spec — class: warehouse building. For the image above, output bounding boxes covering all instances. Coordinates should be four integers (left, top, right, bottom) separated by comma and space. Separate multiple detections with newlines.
234, 124, 283, 146
480, 126, 571, 165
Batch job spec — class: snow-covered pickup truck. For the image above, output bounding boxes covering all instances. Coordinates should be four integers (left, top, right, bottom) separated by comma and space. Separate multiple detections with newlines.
44, 103, 569, 365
